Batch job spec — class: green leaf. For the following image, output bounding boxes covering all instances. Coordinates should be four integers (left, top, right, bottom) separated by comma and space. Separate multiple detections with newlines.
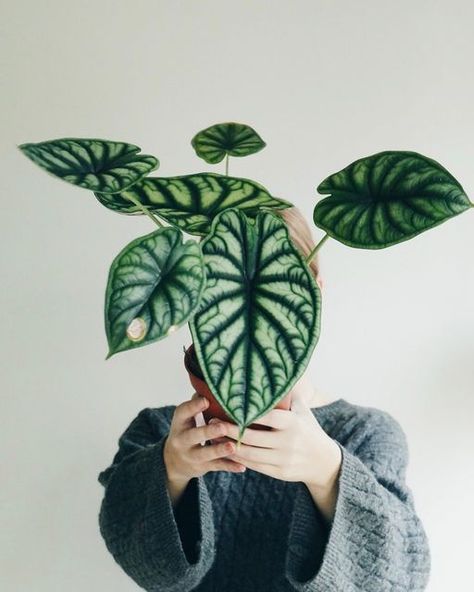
105, 227, 205, 358
94, 172, 293, 234
189, 208, 321, 436
313, 150, 473, 249
191, 122, 266, 164
18, 137, 158, 193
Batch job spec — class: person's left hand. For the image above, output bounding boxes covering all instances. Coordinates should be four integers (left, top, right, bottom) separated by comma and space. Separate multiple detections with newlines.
208, 390, 341, 487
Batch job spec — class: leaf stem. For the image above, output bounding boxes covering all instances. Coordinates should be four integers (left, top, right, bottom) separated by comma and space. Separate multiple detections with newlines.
124, 193, 164, 228
225, 154, 229, 176
305, 233, 330, 264
237, 425, 245, 447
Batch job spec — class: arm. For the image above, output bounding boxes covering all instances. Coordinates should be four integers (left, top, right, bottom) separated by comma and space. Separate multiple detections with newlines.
167, 472, 192, 510
285, 411, 431, 592
97, 407, 216, 592
304, 437, 341, 524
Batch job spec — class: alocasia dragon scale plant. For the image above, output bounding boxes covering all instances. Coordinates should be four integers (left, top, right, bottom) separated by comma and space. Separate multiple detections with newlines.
19, 122, 473, 444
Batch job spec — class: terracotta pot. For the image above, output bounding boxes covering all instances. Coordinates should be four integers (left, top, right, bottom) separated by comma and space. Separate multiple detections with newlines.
183, 342, 292, 431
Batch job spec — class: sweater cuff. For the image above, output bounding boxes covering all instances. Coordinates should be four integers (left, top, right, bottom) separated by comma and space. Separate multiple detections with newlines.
144, 434, 216, 577
285, 441, 361, 591
102, 434, 217, 590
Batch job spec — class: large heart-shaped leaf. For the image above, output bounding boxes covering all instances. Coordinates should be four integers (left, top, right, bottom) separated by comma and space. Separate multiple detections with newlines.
18, 138, 158, 193
105, 227, 205, 358
94, 172, 293, 235
314, 150, 473, 249
191, 122, 266, 164
189, 208, 321, 439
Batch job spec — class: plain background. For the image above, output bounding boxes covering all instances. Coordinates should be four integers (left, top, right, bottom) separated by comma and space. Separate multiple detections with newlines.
2, 1, 473, 590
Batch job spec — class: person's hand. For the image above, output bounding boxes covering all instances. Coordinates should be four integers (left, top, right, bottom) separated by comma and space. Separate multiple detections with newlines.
163, 392, 247, 484
208, 390, 341, 488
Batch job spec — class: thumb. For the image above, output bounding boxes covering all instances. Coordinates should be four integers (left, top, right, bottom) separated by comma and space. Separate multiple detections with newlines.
290, 390, 310, 415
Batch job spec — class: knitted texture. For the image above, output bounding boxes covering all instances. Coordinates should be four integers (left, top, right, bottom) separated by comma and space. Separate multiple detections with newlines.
97, 399, 431, 591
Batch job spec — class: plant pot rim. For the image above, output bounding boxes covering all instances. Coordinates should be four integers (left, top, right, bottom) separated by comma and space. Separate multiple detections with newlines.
184, 341, 206, 382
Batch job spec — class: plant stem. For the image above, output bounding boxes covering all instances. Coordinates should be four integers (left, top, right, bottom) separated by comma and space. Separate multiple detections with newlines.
237, 425, 245, 447
225, 154, 229, 176
305, 233, 330, 264
124, 193, 164, 228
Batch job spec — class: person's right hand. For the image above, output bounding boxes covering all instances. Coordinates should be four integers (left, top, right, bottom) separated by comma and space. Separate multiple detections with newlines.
163, 392, 247, 483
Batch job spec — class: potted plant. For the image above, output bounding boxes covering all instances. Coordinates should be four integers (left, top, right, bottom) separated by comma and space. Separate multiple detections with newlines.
19, 122, 473, 445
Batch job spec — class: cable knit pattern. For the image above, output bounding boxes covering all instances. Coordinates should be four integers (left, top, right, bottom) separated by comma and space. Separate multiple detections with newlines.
97, 399, 431, 591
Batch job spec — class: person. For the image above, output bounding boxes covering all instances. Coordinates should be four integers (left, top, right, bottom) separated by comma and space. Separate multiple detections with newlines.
97, 206, 431, 591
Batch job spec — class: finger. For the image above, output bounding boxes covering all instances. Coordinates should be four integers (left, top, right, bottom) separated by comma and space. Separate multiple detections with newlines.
214, 421, 278, 448
229, 442, 278, 465
204, 417, 230, 446
174, 394, 209, 428
232, 457, 276, 477
194, 439, 236, 463
207, 418, 239, 447
208, 458, 247, 473
243, 408, 291, 430
208, 435, 230, 446
290, 392, 311, 415
204, 417, 225, 446
184, 420, 230, 447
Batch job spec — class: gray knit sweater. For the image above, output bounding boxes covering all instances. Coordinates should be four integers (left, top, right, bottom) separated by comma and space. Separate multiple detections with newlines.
97, 398, 431, 591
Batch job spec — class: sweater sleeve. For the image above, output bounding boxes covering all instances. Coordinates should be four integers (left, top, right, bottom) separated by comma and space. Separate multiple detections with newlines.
97, 407, 216, 592
285, 411, 431, 592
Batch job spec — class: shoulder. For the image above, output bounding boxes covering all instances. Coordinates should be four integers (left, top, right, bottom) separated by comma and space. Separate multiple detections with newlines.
117, 405, 177, 442
137, 404, 177, 432
335, 399, 408, 451
343, 399, 406, 430
336, 399, 409, 469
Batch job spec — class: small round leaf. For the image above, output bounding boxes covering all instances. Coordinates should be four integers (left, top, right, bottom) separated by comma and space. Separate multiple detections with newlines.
191, 122, 266, 164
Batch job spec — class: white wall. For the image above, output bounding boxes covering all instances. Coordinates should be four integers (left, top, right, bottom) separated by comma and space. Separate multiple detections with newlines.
1, 1, 473, 590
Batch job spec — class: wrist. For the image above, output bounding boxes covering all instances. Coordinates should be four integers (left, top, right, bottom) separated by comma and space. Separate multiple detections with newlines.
163, 437, 191, 485
305, 435, 342, 490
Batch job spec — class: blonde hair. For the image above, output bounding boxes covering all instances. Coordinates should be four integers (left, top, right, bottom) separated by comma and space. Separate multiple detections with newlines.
271, 206, 321, 281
